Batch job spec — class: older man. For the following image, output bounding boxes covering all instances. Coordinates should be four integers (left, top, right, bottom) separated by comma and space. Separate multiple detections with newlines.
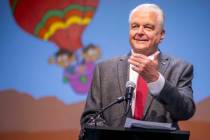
80, 3, 195, 131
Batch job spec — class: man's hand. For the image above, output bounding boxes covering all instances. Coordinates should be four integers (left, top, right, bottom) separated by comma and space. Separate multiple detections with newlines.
128, 51, 160, 83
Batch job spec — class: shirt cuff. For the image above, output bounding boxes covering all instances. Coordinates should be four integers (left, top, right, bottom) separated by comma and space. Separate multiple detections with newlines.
147, 72, 165, 96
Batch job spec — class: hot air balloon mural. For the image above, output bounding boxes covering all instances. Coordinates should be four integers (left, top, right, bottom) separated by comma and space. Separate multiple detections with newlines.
9, 0, 101, 94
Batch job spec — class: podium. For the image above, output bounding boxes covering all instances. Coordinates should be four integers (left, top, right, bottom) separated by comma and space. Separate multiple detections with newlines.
83, 127, 189, 140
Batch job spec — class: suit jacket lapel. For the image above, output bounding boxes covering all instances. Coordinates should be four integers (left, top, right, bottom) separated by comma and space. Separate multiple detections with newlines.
143, 53, 170, 117
116, 55, 130, 119
117, 56, 129, 97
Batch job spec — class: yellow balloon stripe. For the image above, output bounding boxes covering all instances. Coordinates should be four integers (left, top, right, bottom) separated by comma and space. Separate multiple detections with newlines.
43, 16, 91, 40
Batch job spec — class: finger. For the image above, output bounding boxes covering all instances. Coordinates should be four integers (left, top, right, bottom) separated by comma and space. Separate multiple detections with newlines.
132, 53, 147, 59
131, 64, 145, 74
129, 55, 147, 64
128, 58, 140, 67
131, 65, 140, 73
153, 51, 160, 61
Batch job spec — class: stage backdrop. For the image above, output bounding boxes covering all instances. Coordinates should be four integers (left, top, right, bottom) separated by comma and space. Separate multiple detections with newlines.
0, 0, 210, 140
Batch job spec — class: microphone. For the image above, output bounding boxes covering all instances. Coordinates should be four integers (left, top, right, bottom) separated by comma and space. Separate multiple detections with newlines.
125, 81, 136, 115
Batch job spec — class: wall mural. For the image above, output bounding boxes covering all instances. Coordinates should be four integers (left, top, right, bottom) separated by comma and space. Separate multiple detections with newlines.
10, 0, 100, 94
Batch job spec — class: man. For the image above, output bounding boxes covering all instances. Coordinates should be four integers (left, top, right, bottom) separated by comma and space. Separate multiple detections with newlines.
80, 3, 195, 132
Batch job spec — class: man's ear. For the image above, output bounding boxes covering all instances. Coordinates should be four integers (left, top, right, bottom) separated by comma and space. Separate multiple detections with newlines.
160, 29, 165, 41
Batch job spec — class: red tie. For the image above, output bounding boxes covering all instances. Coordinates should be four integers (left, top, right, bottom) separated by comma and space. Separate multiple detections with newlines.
134, 76, 148, 120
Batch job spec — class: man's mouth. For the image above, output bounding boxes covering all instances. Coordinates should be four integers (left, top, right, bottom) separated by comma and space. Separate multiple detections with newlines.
134, 37, 148, 42
134, 35, 148, 42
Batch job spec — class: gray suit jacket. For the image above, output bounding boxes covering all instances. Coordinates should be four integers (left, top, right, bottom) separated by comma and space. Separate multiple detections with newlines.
80, 53, 195, 129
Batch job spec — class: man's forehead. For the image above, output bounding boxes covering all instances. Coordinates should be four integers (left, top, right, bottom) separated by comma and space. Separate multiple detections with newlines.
130, 10, 159, 25
132, 9, 158, 19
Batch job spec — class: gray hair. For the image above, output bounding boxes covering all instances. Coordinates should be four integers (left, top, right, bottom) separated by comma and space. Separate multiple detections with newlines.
129, 3, 164, 29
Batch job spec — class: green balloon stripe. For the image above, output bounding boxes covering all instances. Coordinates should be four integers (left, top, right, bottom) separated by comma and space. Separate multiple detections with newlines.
34, 4, 96, 36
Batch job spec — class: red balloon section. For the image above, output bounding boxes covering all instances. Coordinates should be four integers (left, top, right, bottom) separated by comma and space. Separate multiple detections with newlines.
10, 0, 99, 52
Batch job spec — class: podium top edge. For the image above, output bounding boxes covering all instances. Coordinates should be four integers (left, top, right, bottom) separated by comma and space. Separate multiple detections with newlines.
85, 126, 190, 135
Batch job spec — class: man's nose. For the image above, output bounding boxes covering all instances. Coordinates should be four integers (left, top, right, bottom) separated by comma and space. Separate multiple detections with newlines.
137, 26, 144, 34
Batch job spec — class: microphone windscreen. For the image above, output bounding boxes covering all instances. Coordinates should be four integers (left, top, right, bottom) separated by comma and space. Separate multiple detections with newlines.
126, 81, 136, 89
